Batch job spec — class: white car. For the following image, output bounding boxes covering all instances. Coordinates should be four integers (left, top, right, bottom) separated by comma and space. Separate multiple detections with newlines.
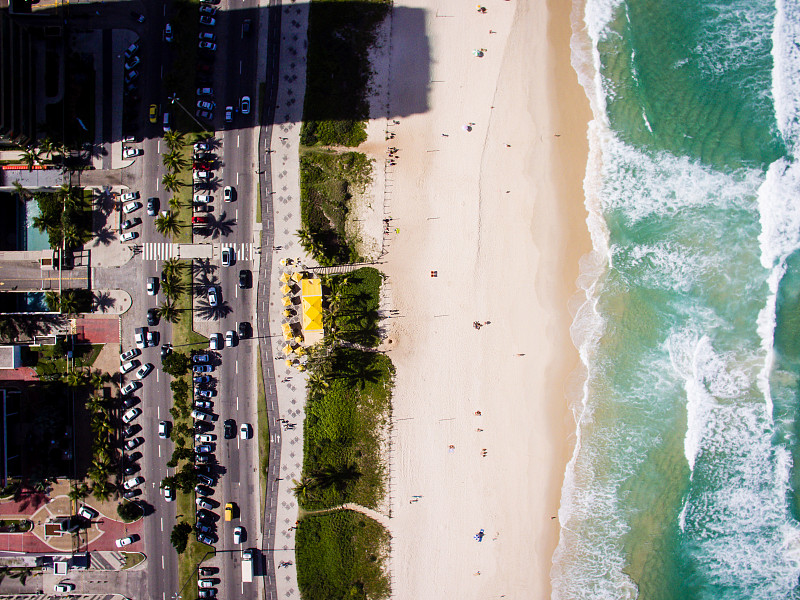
122, 407, 142, 424
158, 421, 170, 439
194, 194, 213, 203
146, 277, 158, 295
196, 433, 216, 442
198, 579, 215, 589
208, 286, 218, 307
164, 485, 175, 502
197, 87, 214, 96
194, 170, 211, 180
115, 536, 136, 548
122, 147, 143, 159
123, 201, 142, 213
120, 231, 138, 243
134, 327, 147, 349
120, 348, 140, 362
120, 191, 140, 202
240, 96, 250, 115
164, 23, 173, 42
239, 423, 252, 439
78, 505, 98, 520
54, 583, 75, 593
199, 41, 217, 51
221, 248, 233, 266
135, 363, 153, 379
223, 185, 234, 202
197, 100, 215, 111
121, 381, 141, 396
225, 330, 235, 347
123, 476, 144, 490
233, 526, 243, 544
194, 141, 211, 151
209, 333, 222, 350
120, 360, 139, 374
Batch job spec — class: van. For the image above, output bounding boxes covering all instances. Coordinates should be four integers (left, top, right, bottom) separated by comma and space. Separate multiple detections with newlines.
162, 112, 171, 133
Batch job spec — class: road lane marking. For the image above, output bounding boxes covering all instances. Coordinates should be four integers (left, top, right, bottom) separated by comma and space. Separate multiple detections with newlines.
156, 370, 160, 382
158, 140, 161, 152
161, 517, 164, 532
155, 179, 159, 192
235, 208, 238, 222
161, 555, 164, 568
157, 406, 160, 419
237, 396, 239, 410
239, 60, 243, 75
236, 360, 239, 374
236, 172, 240, 185
158, 445, 162, 457
237, 134, 240, 148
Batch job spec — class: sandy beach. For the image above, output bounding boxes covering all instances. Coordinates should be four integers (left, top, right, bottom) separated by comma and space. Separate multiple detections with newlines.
377, 0, 592, 596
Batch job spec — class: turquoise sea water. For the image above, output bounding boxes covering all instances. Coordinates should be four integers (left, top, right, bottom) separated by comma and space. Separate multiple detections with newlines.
553, 0, 800, 598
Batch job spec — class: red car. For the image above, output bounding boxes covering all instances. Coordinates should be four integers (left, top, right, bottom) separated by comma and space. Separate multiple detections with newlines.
192, 215, 210, 225
193, 162, 212, 170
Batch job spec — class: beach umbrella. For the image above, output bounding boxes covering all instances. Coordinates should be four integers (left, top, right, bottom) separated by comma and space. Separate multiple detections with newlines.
291, 272, 303, 283
283, 309, 293, 317
295, 346, 306, 356
281, 296, 292, 307
282, 344, 294, 355
281, 284, 293, 295
280, 272, 291, 283
282, 322, 293, 337
280, 258, 288, 266
284, 359, 293, 366
294, 336, 304, 344
297, 364, 306, 372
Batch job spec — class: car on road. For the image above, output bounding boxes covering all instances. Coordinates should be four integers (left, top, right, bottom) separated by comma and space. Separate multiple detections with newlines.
193, 365, 213, 373
124, 56, 140, 70
161, 344, 172, 359
121, 381, 142, 396
194, 194, 213, 203
146, 277, 158, 295
149, 104, 158, 123
164, 485, 175, 502
121, 191, 140, 202
207, 286, 218, 306
197, 533, 215, 545
209, 333, 222, 350
199, 40, 217, 51
78, 505, 98, 520
197, 473, 214, 486
131, 11, 145, 22
164, 23, 173, 42
238, 269, 251, 289
224, 106, 233, 122
238, 321, 250, 338
124, 70, 139, 83
224, 502, 234, 521
124, 42, 139, 59
146, 330, 158, 347
221, 247, 232, 266
146, 308, 158, 326
123, 476, 144, 490
121, 218, 141, 230
243, 18, 252, 34
120, 360, 139, 374
196, 110, 213, 121
135, 363, 153, 379
233, 526, 244, 544
158, 421, 170, 439
223, 185, 235, 202
124, 437, 144, 451
134, 327, 147, 348
240, 423, 252, 439
196, 390, 216, 399
122, 146, 143, 159
115, 535, 138, 548
123, 201, 142, 214
163, 112, 171, 132
240, 96, 250, 115
194, 400, 213, 410
197, 86, 214, 95
199, 15, 216, 25
192, 409, 214, 422
224, 420, 236, 439
120, 348, 140, 362
122, 407, 141, 424
225, 330, 236, 347
147, 197, 158, 215
120, 231, 138, 242
193, 353, 210, 363
54, 582, 75, 593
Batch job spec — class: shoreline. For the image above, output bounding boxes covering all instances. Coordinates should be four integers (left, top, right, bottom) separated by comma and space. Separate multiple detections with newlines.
381, 0, 592, 596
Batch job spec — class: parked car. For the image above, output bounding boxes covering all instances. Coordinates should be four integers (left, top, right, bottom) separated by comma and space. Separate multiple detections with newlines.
163, 112, 171, 132
123, 201, 142, 214
196, 110, 213, 121
122, 489, 141, 500
158, 421, 170, 439
78, 505, 98, 520
115, 535, 138, 548
121, 381, 142, 396
197, 473, 214, 487
146, 308, 158, 326
223, 185, 235, 202
194, 375, 212, 383
124, 70, 139, 83
54, 583, 76, 593
120, 360, 140, 374
199, 567, 216, 578
146, 330, 158, 347
194, 140, 211, 151
121, 191, 140, 202
221, 248, 232, 266
120, 348, 141, 362
195, 454, 211, 464
164, 485, 175, 501
240, 423, 252, 440
196, 390, 216, 399
122, 425, 138, 438
207, 286, 218, 306
134, 327, 147, 348
121, 217, 141, 230
197, 533, 215, 545
123, 476, 144, 490
240, 96, 250, 115
225, 330, 236, 347
125, 55, 140, 70
124, 41, 139, 59
239, 269, 251, 289
199, 41, 217, 51
199, 15, 216, 25
193, 365, 213, 373
123, 464, 139, 475
122, 397, 138, 409
199, 31, 216, 41
164, 23, 173, 42
161, 344, 172, 359
147, 197, 159, 215
197, 86, 214, 95
193, 353, 210, 364
195, 434, 216, 444
192, 409, 214, 422
238, 321, 250, 338
194, 194, 213, 203
194, 171, 211, 180
197, 100, 215, 111
224, 420, 236, 439
199, 4, 217, 13
135, 363, 153, 379
124, 437, 144, 450
210, 333, 222, 350
194, 400, 213, 410
120, 231, 138, 242
122, 407, 141, 424
122, 147, 143, 159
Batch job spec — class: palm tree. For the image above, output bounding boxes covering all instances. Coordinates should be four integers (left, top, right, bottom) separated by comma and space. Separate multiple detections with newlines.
59, 291, 79, 314
312, 463, 361, 491
20, 147, 38, 171
291, 476, 316, 501
163, 130, 185, 152
62, 370, 86, 388
44, 291, 60, 312
160, 276, 185, 301
155, 212, 182, 237
91, 481, 114, 501
169, 195, 183, 212
88, 370, 108, 390
296, 228, 313, 248
38, 137, 55, 161
162, 258, 182, 278
12, 181, 32, 201
162, 173, 182, 193
157, 300, 181, 323
62, 223, 82, 249
162, 149, 187, 172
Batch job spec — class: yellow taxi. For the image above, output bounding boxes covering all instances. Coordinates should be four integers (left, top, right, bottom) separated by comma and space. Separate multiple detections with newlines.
149, 104, 158, 123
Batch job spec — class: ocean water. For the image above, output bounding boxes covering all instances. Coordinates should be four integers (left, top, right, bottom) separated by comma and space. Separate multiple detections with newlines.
552, 0, 800, 598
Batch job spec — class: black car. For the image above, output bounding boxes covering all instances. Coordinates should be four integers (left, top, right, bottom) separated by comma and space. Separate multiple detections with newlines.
122, 425, 139, 438
223, 419, 236, 439
147, 308, 159, 326
126, 451, 143, 464
123, 489, 141, 500
124, 464, 140, 476
238, 269, 251, 289
199, 566, 217, 577
237, 321, 250, 339
161, 344, 172, 359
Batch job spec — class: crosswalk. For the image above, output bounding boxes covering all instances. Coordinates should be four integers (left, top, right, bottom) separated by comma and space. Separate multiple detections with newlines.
141, 242, 257, 262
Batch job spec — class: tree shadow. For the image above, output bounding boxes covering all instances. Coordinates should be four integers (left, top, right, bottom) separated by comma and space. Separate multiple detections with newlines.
90, 227, 116, 247
192, 212, 235, 240
191, 258, 218, 278
195, 299, 233, 321
91, 291, 116, 313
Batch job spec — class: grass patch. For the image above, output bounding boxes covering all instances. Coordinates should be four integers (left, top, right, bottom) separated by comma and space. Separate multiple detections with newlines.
300, 0, 390, 147
121, 552, 146, 570
256, 347, 270, 500
174, 260, 208, 349
300, 348, 393, 510
296, 510, 390, 600
299, 150, 371, 266
176, 484, 215, 597
325, 268, 382, 348
30, 343, 102, 379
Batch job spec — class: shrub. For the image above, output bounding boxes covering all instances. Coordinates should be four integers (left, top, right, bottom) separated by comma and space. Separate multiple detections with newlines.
162, 352, 190, 377
117, 501, 143, 523
170, 521, 193, 554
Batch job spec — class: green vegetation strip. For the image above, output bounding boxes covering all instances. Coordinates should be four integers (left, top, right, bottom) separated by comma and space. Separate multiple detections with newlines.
296, 510, 390, 600
325, 268, 382, 348
256, 347, 270, 500
121, 552, 146, 570
298, 150, 371, 266
300, 0, 389, 147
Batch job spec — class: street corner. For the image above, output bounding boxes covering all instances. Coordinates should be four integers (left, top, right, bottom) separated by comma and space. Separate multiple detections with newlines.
85, 514, 144, 553
91, 289, 133, 315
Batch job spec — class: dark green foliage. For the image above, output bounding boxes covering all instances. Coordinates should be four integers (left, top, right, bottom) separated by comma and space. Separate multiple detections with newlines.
117, 501, 143, 523
31, 186, 92, 250
170, 521, 193, 554
327, 268, 382, 347
166, 447, 194, 469
301, 0, 390, 147
301, 349, 393, 510
162, 351, 190, 377
296, 511, 390, 600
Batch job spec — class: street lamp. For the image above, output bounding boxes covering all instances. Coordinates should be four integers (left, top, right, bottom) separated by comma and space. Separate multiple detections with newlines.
168, 94, 207, 131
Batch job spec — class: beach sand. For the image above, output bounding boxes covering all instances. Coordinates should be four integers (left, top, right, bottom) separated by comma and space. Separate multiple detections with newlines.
379, 0, 591, 596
